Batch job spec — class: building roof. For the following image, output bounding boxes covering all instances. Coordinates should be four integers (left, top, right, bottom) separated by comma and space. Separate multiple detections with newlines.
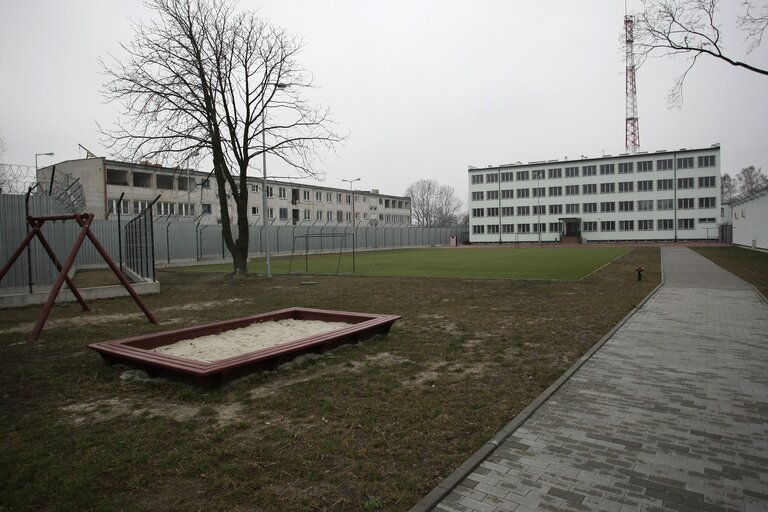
468, 144, 721, 172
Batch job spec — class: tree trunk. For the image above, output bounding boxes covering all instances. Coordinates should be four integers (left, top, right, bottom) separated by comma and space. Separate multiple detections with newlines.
231, 242, 248, 275
232, 204, 250, 275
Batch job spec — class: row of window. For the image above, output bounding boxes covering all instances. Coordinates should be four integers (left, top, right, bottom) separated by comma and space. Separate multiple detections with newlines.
108, 170, 409, 211
250, 185, 409, 209
109, 198, 212, 216
247, 206, 408, 224
471, 177, 716, 201
470, 155, 717, 184
106, 169, 212, 190
471, 197, 717, 217
472, 217, 716, 234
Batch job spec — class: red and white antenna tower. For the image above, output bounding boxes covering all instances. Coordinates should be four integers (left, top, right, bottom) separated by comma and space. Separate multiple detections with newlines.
624, 14, 640, 153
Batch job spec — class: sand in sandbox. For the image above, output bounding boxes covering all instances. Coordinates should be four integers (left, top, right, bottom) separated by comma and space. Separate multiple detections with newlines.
151, 318, 351, 363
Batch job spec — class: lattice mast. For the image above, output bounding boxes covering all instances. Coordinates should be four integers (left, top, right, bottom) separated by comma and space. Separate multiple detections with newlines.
624, 14, 640, 153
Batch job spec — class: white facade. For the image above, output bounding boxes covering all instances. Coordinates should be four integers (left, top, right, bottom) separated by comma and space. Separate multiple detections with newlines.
731, 184, 768, 250
468, 146, 721, 243
37, 158, 411, 226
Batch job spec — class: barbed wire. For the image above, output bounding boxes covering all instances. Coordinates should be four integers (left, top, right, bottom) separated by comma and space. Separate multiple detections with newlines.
36, 167, 86, 213
0, 163, 86, 213
0, 163, 37, 195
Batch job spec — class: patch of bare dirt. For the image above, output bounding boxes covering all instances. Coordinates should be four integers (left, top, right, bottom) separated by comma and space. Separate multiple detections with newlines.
0, 313, 142, 334
250, 351, 411, 398
0, 298, 246, 335
60, 397, 245, 427
61, 398, 199, 425
402, 360, 491, 387
158, 298, 247, 312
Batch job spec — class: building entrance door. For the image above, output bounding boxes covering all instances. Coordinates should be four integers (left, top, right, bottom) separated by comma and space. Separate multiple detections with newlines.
565, 219, 580, 236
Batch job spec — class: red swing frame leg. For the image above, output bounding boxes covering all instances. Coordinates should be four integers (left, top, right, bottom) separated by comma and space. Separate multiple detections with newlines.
3, 212, 159, 341
77, 214, 158, 326
0, 226, 38, 282
31, 220, 90, 311
31, 216, 94, 340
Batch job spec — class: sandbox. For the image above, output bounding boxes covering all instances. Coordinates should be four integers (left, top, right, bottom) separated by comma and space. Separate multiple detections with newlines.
88, 307, 401, 388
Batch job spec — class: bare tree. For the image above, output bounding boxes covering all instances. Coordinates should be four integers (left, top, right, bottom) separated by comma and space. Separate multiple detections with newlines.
736, 165, 768, 194
101, 0, 342, 275
635, 0, 768, 106
721, 173, 737, 202
404, 179, 463, 227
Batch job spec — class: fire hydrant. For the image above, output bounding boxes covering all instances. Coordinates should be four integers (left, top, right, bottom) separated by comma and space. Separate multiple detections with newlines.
635, 266, 645, 281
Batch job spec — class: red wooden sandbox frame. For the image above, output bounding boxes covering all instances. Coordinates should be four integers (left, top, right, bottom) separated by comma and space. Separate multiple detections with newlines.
89, 307, 400, 389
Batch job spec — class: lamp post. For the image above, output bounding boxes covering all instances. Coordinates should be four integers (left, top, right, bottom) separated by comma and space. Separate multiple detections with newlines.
184, 150, 199, 216
342, 177, 361, 227
261, 83, 288, 277
35, 152, 55, 171
535, 169, 542, 246
29, 152, 54, 294
342, 177, 361, 260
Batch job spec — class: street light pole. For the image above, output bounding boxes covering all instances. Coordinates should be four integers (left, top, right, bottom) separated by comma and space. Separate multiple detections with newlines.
342, 177, 361, 256
184, 150, 199, 216
536, 169, 542, 246
30, 152, 54, 294
261, 83, 288, 278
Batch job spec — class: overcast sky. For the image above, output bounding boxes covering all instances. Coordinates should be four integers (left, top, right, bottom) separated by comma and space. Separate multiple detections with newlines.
1, 1, 766, 207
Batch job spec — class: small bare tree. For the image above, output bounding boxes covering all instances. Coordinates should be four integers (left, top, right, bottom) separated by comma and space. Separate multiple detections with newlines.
101, 0, 342, 275
736, 165, 768, 195
404, 179, 463, 227
635, 0, 768, 106
721, 173, 737, 202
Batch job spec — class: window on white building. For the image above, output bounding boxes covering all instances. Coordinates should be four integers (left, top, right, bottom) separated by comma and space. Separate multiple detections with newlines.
108, 198, 129, 215
638, 220, 653, 231
619, 220, 634, 231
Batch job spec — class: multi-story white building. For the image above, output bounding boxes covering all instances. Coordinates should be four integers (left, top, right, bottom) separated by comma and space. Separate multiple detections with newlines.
468, 145, 721, 243
37, 157, 411, 226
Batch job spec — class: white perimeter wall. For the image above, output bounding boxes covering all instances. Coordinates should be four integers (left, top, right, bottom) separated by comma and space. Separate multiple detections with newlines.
732, 194, 768, 250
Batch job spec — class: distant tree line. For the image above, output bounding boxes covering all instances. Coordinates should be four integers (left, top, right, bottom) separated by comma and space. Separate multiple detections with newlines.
404, 179, 465, 228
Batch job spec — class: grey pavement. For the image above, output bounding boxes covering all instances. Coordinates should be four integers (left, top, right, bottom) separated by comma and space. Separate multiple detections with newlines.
426, 246, 768, 512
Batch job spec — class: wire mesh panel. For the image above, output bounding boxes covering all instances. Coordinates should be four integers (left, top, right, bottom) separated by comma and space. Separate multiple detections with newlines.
124, 206, 156, 281
0, 193, 73, 290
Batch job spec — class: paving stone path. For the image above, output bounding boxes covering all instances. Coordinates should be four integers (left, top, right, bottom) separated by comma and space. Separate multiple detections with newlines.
426, 247, 768, 512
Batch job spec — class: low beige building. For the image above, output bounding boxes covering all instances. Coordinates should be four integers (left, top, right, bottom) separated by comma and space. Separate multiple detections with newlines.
37, 157, 411, 226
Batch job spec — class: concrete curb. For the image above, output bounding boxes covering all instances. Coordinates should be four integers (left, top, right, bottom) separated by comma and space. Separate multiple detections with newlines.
408, 255, 666, 512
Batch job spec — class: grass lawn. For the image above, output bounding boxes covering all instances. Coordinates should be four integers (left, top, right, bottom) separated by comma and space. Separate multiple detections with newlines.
0, 247, 659, 511
693, 246, 768, 296
183, 246, 630, 280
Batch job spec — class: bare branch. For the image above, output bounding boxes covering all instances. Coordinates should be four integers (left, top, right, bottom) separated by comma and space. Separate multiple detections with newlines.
100, 0, 344, 274
739, 0, 768, 52
636, 0, 768, 107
